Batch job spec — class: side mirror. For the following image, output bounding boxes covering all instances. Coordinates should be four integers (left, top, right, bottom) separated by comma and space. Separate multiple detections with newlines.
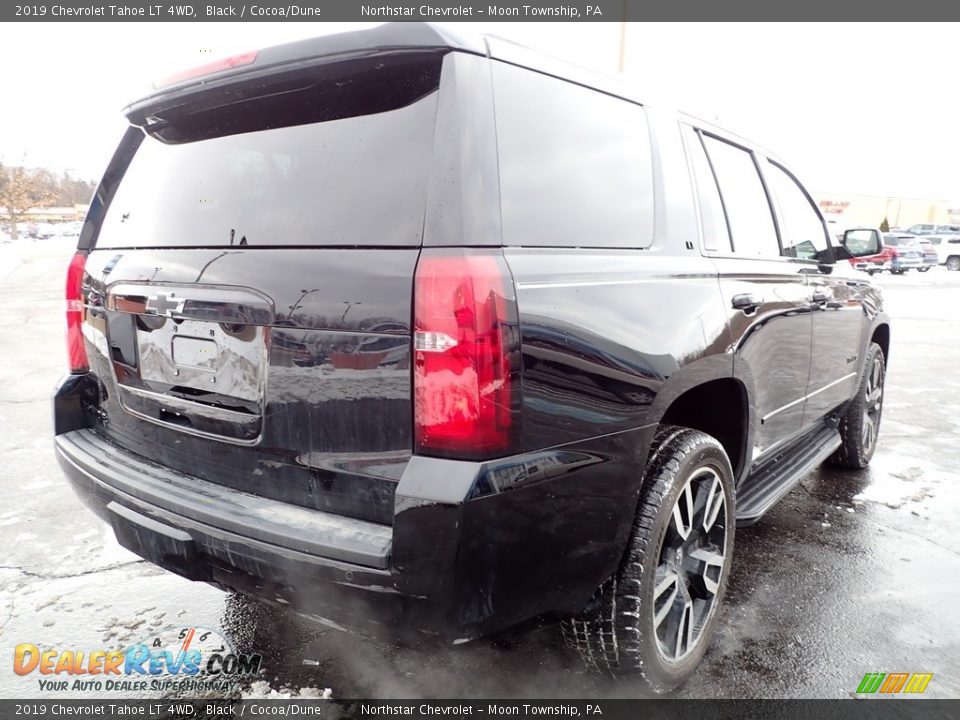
842, 229, 881, 257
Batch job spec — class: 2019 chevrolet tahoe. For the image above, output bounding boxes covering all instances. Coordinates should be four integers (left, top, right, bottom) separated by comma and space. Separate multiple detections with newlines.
52, 23, 889, 691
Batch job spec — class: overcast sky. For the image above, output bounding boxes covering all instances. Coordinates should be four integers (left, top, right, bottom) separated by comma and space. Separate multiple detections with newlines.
1, 22, 957, 202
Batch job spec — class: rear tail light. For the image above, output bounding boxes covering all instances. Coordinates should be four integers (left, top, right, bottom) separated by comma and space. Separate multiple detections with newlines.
66, 251, 89, 374
413, 251, 519, 459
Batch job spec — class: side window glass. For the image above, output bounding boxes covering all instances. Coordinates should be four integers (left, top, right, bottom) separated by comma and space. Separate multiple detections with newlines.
843, 229, 876, 255
701, 135, 780, 258
493, 62, 655, 249
682, 125, 732, 253
764, 161, 828, 260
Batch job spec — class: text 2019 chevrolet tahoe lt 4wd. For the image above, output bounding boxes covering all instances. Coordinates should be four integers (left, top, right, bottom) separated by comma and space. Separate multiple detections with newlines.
52, 24, 889, 691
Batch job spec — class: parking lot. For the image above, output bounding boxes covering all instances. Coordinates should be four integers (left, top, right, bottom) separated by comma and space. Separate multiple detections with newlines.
1, 237, 958, 699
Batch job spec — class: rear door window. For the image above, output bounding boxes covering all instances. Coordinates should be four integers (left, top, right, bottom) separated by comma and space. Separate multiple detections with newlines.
763, 161, 828, 260
701, 135, 780, 258
682, 125, 732, 253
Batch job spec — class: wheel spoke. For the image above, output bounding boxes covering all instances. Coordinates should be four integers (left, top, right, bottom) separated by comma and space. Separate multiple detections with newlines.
701, 474, 724, 532
688, 547, 725, 596
674, 601, 694, 660
862, 414, 875, 449
672, 482, 694, 541
653, 566, 680, 629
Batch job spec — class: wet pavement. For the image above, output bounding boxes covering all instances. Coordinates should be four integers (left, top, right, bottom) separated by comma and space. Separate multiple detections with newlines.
1, 238, 958, 699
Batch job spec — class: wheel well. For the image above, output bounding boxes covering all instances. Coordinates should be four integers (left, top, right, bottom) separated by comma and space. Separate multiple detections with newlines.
871, 324, 890, 363
659, 379, 748, 479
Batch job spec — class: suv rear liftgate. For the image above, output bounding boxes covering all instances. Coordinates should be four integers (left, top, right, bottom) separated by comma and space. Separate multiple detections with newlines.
53, 27, 583, 641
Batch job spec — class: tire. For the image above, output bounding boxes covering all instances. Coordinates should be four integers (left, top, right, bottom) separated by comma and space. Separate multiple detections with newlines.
829, 342, 886, 469
918, 267, 930, 273
890, 269, 904, 275
947, 257, 960, 271
561, 425, 735, 692
866, 270, 878, 276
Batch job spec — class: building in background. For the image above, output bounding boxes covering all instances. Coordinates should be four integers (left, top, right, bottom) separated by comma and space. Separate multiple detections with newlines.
0, 205, 90, 223
813, 193, 959, 230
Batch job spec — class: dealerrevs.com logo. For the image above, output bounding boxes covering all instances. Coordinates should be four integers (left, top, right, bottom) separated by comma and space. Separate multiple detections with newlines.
856, 672, 934, 695
14, 626, 262, 693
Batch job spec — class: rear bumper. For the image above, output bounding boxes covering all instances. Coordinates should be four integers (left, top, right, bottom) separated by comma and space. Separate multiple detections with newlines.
55, 428, 426, 640
53, 378, 648, 643
891, 258, 922, 269
57, 429, 393, 569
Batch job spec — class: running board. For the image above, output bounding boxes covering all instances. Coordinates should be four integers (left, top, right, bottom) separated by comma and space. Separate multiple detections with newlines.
735, 426, 842, 526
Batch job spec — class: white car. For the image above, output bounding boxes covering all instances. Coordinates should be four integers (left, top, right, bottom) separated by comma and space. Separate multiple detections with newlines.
34, 223, 59, 239
921, 235, 960, 270
54, 221, 83, 238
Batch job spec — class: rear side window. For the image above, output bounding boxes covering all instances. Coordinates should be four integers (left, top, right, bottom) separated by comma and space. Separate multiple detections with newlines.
701, 135, 779, 258
493, 62, 655, 249
97, 91, 439, 248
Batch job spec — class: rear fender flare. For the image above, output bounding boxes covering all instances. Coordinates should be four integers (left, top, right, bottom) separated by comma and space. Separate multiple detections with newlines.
645, 353, 756, 483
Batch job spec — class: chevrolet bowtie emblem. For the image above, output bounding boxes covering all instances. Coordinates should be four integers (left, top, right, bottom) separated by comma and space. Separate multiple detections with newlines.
144, 293, 186, 317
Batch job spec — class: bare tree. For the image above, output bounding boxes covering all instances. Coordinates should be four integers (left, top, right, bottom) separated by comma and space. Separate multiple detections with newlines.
0, 162, 58, 239
58, 170, 96, 206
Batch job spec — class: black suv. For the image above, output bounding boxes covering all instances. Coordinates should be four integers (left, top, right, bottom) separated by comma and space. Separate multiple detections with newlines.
53, 24, 889, 691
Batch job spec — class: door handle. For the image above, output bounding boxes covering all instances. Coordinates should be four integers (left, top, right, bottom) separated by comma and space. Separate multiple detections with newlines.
731, 293, 763, 313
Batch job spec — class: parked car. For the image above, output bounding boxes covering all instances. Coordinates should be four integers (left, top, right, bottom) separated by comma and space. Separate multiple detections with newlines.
885, 232, 936, 272
913, 237, 940, 271
54, 220, 84, 238
903, 223, 960, 235
844, 229, 923, 274
920, 235, 960, 270
52, 23, 890, 692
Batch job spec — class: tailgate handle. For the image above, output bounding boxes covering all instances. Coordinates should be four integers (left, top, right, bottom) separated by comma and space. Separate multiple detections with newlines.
159, 409, 194, 428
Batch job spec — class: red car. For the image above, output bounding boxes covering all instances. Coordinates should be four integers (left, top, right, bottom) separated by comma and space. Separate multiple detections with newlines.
846, 229, 924, 275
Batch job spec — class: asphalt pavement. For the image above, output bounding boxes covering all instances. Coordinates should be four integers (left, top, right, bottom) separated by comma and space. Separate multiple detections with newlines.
1, 238, 957, 700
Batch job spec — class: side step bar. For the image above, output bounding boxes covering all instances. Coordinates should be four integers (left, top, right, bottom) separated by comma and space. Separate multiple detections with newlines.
735, 426, 842, 526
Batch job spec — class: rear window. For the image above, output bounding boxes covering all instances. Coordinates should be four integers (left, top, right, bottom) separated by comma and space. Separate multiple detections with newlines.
97, 91, 439, 249
492, 62, 655, 249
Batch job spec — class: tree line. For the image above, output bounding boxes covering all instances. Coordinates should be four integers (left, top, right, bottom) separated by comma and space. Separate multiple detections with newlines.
0, 163, 97, 239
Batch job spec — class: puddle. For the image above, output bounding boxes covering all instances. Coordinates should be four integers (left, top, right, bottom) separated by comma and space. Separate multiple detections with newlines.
853, 464, 936, 509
